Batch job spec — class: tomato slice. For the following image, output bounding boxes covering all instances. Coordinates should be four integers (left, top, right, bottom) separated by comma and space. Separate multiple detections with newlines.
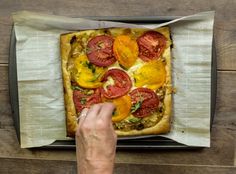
137, 31, 167, 61
133, 60, 166, 90
130, 88, 159, 117
73, 88, 101, 113
113, 35, 138, 69
86, 35, 116, 67
72, 54, 107, 89
111, 95, 131, 122
101, 69, 132, 99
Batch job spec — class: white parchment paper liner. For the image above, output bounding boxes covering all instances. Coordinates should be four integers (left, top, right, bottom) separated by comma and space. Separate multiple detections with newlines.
13, 11, 214, 148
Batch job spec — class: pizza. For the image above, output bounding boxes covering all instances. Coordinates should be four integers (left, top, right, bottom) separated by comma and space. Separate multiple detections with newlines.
60, 27, 172, 137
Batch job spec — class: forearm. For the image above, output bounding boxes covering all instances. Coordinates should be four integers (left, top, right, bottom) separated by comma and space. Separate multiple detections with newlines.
77, 159, 114, 174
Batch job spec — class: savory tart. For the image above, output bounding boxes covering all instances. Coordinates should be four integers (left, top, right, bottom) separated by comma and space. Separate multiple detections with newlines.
60, 27, 172, 137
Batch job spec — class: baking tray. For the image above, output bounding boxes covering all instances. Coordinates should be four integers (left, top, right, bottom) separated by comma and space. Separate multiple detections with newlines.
9, 16, 216, 149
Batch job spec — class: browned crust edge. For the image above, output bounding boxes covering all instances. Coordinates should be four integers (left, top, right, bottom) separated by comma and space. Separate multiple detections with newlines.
60, 33, 77, 137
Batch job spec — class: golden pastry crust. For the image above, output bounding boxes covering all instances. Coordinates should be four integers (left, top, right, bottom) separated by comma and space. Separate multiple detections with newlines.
60, 33, 77, 137
60, 27, 172, 137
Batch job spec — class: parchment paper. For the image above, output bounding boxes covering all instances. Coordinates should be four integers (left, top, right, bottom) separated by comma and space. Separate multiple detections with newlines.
13, 11, 214, 148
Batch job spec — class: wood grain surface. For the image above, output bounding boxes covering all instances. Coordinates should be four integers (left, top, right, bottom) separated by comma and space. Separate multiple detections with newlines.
1, 158, 236, 174
0, 0, 236, 173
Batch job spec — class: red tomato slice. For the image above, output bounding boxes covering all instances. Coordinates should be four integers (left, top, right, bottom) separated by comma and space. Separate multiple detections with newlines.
130, 88, 159, 117
73, 88, 101, 113
101, 69, 132, 99
86, 35, 116, 67
137, 31, 167, 61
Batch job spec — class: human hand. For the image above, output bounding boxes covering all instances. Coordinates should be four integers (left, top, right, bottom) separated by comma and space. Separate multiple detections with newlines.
76, 103, 117, 174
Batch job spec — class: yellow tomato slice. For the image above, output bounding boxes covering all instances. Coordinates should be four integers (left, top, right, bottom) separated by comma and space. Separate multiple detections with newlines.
133, 60, 166, 90
113, 35, 138, 69
111, 95, 131, 122
72, 54, 107, 88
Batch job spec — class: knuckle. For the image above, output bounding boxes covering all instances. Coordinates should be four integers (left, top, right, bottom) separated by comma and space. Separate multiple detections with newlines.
80, 123, 92, 132
96, 119, 106, 130
90, 103, 101, 110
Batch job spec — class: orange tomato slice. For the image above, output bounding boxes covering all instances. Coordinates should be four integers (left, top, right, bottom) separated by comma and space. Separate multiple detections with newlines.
111, 95, 132, 122
133, 60, 166, 90
113, 35, 138, 69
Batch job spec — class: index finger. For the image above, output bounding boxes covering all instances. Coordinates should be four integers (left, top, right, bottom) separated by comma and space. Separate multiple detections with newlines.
98, 102, 116, 123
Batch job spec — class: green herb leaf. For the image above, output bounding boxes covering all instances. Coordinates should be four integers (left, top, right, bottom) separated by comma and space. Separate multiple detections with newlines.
80, 98, 87, 105
71, 86, 83, 91
128, 117, 141, 123
88, 72, 102, 82
119, 64, 128, 70
97, 41, 104, 49
92, 67, 96, 73
85, 90, 94, 95
86, 47, 92, 53
85, 61, 96, 74
131, 101, 142, 113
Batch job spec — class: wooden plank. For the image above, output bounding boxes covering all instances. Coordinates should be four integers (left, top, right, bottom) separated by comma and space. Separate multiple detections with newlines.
1, 0, 234, 20
115, 163, 236, 174
0, 1, 236, 70
115, 164, 236, 174
0, 128, 77, 161
0, 157, 76, 174
0, 65, 12, 129
214, 71, 236, 130
215, 21, 236, 71
213, 71, 236, 167
115, 127, 235, 166
0, 16, 12, 64
0, 65, 8, 90
0, 120, 234, 166
235, 138, 236, 166
0, 157, 236, 174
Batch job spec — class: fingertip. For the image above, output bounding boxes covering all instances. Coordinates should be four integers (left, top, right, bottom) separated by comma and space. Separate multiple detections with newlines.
98, 102, 116, 122
103, 102, 116, 111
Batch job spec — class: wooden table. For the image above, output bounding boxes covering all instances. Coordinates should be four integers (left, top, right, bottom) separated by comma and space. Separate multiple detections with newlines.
0, 0, 236, 173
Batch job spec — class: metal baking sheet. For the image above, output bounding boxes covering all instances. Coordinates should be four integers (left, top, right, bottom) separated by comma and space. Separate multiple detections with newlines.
9, 16, 216, 149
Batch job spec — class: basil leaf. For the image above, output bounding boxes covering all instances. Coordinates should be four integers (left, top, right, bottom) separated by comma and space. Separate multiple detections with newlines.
71, 86, 83, 91
85, 90, 94, 95
131, 101, 142, 113
85, 61, 96, 74
97, 41, 104, 48
86, 47, 92, 54
88, 73, 102, 82
119, 64, 128, 70
80, 98, 87, 104
128, 117, 141, 123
